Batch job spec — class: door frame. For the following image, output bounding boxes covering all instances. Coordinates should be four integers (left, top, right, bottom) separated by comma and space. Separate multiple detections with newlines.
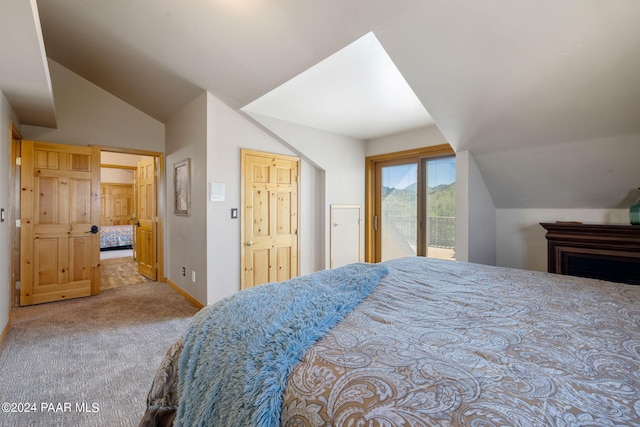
10, 143, 166, 308
9, 122, 21, 308
365, 144, 454, 262
97, 146, 165, 283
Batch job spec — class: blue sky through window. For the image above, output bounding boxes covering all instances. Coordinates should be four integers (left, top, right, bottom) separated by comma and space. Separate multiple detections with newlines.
384, 157, 456, 190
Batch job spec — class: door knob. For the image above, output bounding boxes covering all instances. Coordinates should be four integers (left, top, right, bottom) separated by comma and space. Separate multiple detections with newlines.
245, 241, 255, 246
85, 225, 99, 234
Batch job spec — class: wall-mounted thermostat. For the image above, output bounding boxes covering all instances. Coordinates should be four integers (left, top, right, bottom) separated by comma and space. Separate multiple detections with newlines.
210, 182, 225, 202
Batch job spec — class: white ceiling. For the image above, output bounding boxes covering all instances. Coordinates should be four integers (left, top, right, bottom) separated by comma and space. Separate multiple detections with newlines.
22, 0, 640, 149
0, 0, 56, 127
2, 0, 640, 208
242, 32, 434, 140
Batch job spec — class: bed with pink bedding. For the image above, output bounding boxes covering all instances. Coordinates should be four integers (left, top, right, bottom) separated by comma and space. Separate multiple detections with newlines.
140, 256, 640, 426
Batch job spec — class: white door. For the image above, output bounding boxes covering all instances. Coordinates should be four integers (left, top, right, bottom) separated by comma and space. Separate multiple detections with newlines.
330, 205, 361, 268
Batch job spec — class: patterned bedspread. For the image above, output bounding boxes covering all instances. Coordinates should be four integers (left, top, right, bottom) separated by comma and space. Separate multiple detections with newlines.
141, 257, 640, 426
100, 225, 133, 249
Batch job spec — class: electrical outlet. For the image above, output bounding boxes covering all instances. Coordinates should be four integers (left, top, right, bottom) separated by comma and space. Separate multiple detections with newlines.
191, 271, 196, 283
182, 267, 186, 277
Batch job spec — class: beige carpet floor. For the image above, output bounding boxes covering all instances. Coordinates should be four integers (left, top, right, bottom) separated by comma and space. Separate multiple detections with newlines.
0, 282, 199, 427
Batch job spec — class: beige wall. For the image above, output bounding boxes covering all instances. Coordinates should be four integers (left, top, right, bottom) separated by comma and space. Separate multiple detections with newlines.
496, 208, 629, 272
165, 92, 208, 305
22, 60, 164, 151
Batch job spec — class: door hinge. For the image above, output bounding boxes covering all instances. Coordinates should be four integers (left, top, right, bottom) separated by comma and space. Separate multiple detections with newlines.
15, 281, 20, 290
374, 215, 378, 231
15, 157, 21, 166
15, 219, 21, 228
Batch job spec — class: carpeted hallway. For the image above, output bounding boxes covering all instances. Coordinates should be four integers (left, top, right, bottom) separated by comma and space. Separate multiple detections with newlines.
0, 281, 199, 426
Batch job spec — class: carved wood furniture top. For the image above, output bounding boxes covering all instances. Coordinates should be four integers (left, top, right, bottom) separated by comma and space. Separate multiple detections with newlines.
540, 222, 640, 285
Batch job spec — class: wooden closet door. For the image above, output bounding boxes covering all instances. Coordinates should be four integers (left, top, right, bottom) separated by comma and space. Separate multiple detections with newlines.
241, 150, 299, 289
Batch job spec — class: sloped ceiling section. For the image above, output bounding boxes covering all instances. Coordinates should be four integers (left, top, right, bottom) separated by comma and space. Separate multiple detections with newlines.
5, 0, 640, 209
473, 134, 640, 209
0, 0, 56, 127
375, 1, 640, 154
242, 32, 434, 140
33, 0, 640, 150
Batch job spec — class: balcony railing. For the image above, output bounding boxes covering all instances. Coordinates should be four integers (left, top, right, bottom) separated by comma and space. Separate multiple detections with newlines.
386, 215, 455, 249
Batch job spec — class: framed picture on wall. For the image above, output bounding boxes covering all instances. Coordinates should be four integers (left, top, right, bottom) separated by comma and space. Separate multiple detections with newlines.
174, 158, 190, 216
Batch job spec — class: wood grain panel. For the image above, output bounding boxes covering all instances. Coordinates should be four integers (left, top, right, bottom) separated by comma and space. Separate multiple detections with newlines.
252, 189, 269, 237
100, 183, 134, 226
276, 191, 291, 235
253, 165, 269, 183
34, 238, 58, 286
69, 236, 91, 282
36, 177, 58, 224
276, 246, 291, 282
70, 179, 91, 224
70, 154, 91, 171
276, 166, 292, 184
252, 249, 270, 286
34, 150, 58, 169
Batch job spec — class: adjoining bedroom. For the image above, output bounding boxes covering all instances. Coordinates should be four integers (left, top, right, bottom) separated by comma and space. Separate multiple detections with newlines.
99, 151, 156, 290
1, 1, 640, 427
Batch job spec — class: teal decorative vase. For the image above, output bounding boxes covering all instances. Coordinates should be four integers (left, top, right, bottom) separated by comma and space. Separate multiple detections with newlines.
631, 188, 640, 225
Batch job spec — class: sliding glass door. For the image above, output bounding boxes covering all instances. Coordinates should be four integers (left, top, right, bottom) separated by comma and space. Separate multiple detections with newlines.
378, 161, 418, 261
423, 156, 456, 260
369, 146, 455, 263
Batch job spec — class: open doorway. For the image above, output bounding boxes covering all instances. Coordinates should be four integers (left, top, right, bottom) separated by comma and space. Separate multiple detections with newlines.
99, 150, 163, 289
10, 141, 165, 307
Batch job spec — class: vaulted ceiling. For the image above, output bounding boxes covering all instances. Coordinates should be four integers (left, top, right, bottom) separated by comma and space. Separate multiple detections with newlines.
3, 0, 640, 209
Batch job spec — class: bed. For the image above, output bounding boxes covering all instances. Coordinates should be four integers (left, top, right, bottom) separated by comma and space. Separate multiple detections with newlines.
140, 256, 640, 426
100, 225, 134, 250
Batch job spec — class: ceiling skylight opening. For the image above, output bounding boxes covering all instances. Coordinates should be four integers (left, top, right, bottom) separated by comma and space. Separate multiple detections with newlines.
242, 32, 433, 140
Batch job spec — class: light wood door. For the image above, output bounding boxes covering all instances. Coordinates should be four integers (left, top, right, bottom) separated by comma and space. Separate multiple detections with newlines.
241, 150, 299, 289
20, 141, 101, 306
136, 158, 157, 280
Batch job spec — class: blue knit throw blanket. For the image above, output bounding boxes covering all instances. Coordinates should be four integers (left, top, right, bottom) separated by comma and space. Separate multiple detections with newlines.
174, 263, 388, 427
